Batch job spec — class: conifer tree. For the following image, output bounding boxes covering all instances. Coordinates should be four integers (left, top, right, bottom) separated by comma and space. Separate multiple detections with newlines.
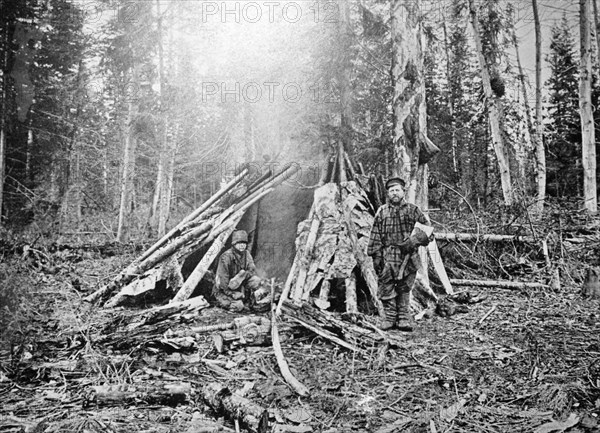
545, 15, 581, 197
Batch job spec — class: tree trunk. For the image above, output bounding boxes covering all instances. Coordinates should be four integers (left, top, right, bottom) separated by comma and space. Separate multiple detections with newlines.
593, 0, 600, 66
532, 0, 546, 214
580, 0, 597, 212
390, 0, 427, 201
390, 0, 430, 277
152, 0, 170, 237
442, 15, 458, 176
158, 124, 177, 236
0, 113, 5, 224
468, 0, 513, 206
338, 0, 353, 156
511, 24, 536, 189
244, 104, 255, 161
0, 10, 8, 223
116, 65, 140, 242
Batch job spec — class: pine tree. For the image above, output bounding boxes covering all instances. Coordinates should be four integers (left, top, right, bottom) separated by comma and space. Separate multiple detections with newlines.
545, 15, 581, 197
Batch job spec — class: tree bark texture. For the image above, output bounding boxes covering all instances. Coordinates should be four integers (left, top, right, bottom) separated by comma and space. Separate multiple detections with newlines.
468, 0, 513, 206
579, 0, 597, 212
390, 0, 428, 206
532, 0, 546, 214
390, 0, 431, 279
117, 64, 140, 242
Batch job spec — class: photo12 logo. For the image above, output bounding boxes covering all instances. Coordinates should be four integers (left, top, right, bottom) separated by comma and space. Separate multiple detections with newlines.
200, 1, 340, 24
200, 81, 340, 104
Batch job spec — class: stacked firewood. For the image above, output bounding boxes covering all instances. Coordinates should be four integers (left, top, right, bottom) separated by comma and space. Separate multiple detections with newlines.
85, 163, 300, 309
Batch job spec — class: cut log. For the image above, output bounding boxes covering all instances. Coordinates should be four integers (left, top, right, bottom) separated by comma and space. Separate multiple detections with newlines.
450, 279, 549, 290
276, 255, 298, 317
435, 232, 536, 243
314, 279, 331, 310
343, 151, 357, 180
171, 223, 237, 304
345, 271, 358, 314
85, 382, 191, 408
202, 383, 269, 433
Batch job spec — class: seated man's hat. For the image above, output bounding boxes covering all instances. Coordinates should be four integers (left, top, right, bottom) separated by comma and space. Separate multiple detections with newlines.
231, 230, 249, 245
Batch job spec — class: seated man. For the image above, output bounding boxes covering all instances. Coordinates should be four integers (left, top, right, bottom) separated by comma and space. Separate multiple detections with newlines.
213, 230, 264, 312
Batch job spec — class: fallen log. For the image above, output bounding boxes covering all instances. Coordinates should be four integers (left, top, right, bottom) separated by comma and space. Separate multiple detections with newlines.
450, 279, 549, 290
84, 382, 191, 408
97, 296, 209, 347
435, 232, 536, 243
202, 383, 269, 433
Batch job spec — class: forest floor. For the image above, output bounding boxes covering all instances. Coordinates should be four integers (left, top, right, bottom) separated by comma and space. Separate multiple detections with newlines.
1, 232, 600, 433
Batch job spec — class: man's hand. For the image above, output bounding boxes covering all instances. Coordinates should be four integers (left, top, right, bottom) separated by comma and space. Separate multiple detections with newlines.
228, 270, 248, 290
229, 290, 244, 300
398, 237, 417, 254
412, 229, 431, 246
373, 255, 384, 275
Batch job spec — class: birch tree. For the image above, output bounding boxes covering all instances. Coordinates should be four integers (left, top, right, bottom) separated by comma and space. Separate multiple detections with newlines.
390, 0, 437, 209
468, 0, 513, 206
579, 0, 597, 212
532, 0, 545, 213
116, 64, 140, 242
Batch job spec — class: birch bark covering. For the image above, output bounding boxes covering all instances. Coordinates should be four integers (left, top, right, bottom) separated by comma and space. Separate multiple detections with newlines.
468, 0, 513, 206
579, 0, 597, 212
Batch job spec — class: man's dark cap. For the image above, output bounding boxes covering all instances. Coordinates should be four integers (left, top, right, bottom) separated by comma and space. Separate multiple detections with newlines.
385, 177, 406, 190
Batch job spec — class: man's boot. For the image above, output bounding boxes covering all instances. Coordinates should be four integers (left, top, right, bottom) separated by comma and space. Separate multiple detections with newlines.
379, 298, 397, 330
396, 291, 414, 332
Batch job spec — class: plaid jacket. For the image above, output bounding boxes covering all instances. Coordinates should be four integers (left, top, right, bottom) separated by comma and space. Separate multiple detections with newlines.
367, 201, 429, 273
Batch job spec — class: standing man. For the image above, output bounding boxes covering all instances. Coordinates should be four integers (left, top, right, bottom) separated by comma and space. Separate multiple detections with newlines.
367, 177, 432, 331
213, 230, 263, 312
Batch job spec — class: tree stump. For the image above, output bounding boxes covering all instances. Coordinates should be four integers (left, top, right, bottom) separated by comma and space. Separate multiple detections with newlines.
583, 268, 600, 299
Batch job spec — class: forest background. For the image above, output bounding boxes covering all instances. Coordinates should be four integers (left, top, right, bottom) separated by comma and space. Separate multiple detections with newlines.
0, 0, 598, 246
